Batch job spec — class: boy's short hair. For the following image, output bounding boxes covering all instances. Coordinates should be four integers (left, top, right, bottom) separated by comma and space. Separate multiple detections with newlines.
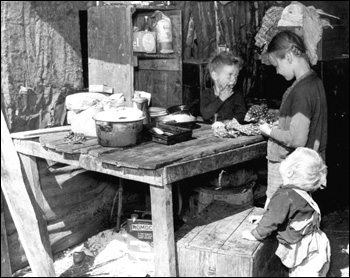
281, 147, 327, 192
207, 52, 244, 74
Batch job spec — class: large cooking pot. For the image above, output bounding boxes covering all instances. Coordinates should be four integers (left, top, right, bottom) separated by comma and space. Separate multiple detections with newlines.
94, 108, 145, 147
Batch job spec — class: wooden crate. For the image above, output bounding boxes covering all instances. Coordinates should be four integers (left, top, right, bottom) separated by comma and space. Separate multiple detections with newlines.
176, 203, 287, 277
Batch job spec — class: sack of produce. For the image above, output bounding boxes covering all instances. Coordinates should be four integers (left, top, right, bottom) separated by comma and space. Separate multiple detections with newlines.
66, 92, 107, 137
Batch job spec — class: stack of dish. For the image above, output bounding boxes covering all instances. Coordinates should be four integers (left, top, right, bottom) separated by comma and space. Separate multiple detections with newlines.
149, 107, 168, 122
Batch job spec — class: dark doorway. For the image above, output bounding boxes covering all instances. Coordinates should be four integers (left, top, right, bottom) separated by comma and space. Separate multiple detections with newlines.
79, 10, 88, 89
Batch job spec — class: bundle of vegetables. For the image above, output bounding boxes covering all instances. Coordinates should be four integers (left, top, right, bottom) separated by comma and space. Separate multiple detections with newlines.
263, 109, 279, 124
244, 104, 269, 122
226, 118, 261, 136
212, 121, 241, 138
64, 131, 87, 144
212, 118, 261, 138
244, 104, 279, 125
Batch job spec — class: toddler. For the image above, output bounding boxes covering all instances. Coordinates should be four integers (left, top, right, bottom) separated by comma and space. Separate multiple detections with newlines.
242, 147, 330, 277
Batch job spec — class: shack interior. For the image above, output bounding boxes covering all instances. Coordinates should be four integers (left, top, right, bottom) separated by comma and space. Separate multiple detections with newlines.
1, 1, 349, 277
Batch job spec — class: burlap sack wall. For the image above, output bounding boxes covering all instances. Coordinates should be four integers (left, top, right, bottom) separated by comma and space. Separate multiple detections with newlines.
1, 1, 93, 132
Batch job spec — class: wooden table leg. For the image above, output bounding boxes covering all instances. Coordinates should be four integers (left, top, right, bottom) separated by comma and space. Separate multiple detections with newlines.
18, 153, 46, 210
116, 178, 123, 231
150, 184, 177, 277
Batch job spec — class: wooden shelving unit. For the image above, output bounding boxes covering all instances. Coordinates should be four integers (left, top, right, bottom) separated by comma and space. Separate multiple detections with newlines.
88, 4, 182, 108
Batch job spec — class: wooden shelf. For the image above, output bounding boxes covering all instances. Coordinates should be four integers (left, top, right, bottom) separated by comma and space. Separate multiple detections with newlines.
88, 5, 182, 109
132, 5, 178, 11
134, 52, 176, 59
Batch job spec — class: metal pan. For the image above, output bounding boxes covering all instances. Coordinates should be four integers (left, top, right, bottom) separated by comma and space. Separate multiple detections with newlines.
166, 99, 199, 115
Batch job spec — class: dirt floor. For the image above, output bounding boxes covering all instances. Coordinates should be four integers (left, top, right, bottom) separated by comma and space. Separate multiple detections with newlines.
322, 206, 349, 277
13, 203, 348, 277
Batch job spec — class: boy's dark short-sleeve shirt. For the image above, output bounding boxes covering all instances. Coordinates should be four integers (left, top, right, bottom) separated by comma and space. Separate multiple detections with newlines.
200, 88, 247, 123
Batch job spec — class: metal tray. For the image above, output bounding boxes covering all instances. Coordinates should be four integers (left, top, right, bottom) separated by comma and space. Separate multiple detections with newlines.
151, 122, 193, 145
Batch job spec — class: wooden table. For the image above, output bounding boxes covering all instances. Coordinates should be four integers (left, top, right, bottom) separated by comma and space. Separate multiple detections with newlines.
11, 123, 267, 277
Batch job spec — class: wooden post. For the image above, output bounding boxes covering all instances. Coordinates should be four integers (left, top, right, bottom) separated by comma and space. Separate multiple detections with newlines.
1, 193, 12, 277
150, 184, 176, 277
214, 1, 220, 53
1, 111, 56, 277
116, 178, 123, 231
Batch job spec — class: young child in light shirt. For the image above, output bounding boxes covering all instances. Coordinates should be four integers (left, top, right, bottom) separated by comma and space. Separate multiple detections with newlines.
242, 147, 331, 277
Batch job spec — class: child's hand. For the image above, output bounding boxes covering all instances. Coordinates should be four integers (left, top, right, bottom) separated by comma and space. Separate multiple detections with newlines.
259, 122, 272, 137
242, 230, 258, 241
248, 215, 263, 224
218, 83, 234, 102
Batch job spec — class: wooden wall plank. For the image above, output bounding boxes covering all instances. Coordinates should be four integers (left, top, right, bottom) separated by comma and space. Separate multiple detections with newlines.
138, 59, 180, 71
1, 111, 55, 277
137, 70, 182, 107
88, 5, 134, 106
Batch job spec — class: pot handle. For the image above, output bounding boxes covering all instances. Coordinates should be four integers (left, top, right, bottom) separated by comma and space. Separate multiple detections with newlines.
96, 120, 111, 126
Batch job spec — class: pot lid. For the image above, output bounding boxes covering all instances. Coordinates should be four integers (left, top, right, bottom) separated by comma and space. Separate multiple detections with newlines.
94, 108, 144, 122
149, 107, 167, 113
149, 107, 168, 117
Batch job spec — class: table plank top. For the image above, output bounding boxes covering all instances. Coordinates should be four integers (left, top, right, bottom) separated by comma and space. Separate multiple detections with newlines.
38, 124, 266, 170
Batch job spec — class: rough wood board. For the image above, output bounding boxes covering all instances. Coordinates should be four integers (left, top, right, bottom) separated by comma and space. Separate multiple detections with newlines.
88, 147, 124, 158
100, 132, 264, 170
10, 126, 71, 139
40, 132, 99, 154
138, 59, 181, 71
137, 70, 182, 108
150, 184, 176, 277
13, 139, 80, 167
37, 125, 264, 170
187, 213, 243, 251
176, 202, 252, 246
1, 193, 12, 277
1, 111, 56, 277
176, 205, 283, 277
219, 207, 264, 256
88, 5, 134, 106
18, 154, 46, 210
88, 60, 134, 106
13, 139, 164, 186
164, 141, 266, 184
40, 132, 69, 149
179, 207, 254, 252
6, 172, 118, 272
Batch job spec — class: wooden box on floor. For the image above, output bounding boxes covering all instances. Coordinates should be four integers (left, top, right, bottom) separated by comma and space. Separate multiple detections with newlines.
176, 203, 286, 277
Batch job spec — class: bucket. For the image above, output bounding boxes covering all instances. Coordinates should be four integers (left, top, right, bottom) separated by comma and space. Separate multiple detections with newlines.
94, 109, 145, 147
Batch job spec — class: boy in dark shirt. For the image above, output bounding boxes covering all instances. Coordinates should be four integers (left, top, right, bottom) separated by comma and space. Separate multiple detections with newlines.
200, 52, 247, 123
